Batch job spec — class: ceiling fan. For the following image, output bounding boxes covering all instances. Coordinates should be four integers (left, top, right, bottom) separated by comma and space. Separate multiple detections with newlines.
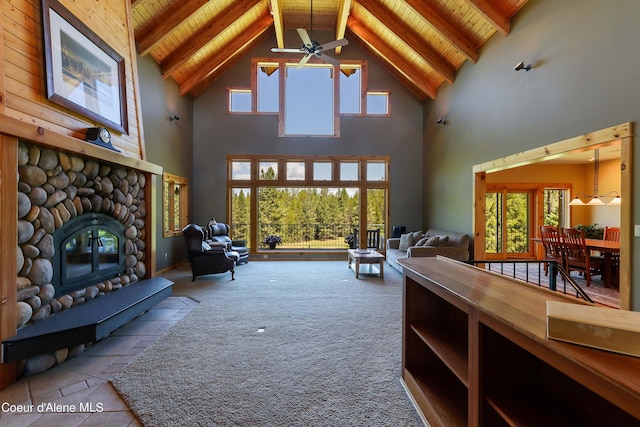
270, 0, 348, 68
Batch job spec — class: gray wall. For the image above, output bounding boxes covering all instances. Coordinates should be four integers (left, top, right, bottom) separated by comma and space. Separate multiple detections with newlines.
137, 55, 194, 271
192, 30, 424, 231
424, 0, 640, 309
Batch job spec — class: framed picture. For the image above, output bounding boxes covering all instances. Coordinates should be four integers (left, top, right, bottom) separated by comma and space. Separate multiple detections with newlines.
42, 0, 128, 134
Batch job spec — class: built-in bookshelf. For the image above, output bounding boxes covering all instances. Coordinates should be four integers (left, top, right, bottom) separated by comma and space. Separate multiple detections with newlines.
400, 256, 640, 426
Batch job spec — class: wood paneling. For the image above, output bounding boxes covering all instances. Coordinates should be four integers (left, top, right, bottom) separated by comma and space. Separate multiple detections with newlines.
2, 0, 145, 158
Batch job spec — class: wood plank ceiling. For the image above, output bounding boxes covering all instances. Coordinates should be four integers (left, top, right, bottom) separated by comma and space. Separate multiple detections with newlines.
131, 0, 528, 99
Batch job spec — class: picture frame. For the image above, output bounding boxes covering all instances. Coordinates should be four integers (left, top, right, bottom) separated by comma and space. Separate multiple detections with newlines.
41, 0, 128, 134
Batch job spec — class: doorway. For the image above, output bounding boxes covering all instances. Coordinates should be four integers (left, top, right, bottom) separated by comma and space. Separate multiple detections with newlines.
472, 123, 632, 309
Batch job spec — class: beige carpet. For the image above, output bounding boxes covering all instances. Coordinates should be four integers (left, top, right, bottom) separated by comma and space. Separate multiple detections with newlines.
111, 261, 423, 426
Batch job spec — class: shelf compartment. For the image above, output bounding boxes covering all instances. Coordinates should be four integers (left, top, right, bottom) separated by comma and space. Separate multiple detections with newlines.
403, 367, 467, 427
410, 323, 468, 386
481, 324, 639, 426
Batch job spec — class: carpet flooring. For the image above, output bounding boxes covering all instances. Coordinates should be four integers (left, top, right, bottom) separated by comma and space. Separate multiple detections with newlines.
111, 261, 423, 426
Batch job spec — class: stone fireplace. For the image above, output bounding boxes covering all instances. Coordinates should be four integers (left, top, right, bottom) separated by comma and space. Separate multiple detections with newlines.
15, 141, 150, 372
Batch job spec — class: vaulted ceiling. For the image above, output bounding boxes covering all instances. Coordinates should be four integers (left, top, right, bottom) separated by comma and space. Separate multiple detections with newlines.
131, 0, 528, 100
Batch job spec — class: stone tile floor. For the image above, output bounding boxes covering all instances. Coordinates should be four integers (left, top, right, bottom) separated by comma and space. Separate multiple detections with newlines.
0, 296, 197, 426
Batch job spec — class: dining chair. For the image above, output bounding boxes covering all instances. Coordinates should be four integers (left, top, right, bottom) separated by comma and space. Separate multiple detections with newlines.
539, 225, 564, 276
561, 227, 605, 287
603, 226, 621, 288
603, 226, 621, 242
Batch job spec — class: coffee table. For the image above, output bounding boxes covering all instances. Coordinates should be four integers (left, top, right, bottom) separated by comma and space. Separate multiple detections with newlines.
347, 249, 385, 279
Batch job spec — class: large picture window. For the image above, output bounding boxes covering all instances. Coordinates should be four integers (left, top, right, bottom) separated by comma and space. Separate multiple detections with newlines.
228, 155, 389, 252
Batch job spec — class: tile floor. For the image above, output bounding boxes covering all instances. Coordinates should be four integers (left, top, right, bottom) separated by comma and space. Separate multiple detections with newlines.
0, 296, 198, 426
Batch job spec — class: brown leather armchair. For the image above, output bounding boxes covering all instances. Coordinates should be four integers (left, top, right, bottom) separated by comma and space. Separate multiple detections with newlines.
182, 224, 235, 281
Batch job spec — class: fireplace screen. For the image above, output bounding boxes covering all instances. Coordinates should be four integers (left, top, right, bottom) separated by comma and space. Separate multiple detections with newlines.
53, 213, 126, 297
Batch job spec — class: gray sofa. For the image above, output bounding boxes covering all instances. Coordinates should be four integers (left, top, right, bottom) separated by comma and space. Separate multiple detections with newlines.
386, 228, 470, 272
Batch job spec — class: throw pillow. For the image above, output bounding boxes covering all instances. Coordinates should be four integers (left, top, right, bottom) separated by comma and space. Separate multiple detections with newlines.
398, 233, 412, 251
438, 236, 450, 246
414, 237, 429, 247
399, 230, 424, 250
201, 241, 212, 251
425, 236, 440, 247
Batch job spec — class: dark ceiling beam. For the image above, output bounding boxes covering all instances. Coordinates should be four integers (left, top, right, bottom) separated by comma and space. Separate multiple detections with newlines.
269, 0, 285, 49
162, 0, 262, 79
136, 0, 209, 56
465, 0, 510, 35
180, 15, 274, 96
403, 0, 478, 63
334, 0, 352, 55
356, 0, 454, 84
347, 17, 434, 100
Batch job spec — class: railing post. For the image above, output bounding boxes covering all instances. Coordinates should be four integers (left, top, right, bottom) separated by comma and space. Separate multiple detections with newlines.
548, 262, 557, 291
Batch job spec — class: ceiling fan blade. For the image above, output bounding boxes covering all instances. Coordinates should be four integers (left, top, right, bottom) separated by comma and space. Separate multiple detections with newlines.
296, 54, 313, 69
297, 28, 313, 49
271, 48, 305, 53
318, 38, 349, 51
315, 52, 340, 67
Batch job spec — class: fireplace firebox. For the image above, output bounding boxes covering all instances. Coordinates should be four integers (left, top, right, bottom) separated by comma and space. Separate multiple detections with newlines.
52, 213, 126, 297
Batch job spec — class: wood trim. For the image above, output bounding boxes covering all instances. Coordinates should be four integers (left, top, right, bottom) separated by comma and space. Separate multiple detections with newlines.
472, 122, 633, 309
0, 114, 162, 175
619, 135, 632, 310
335, 0, 352, 55
466, 0, 511, 36
147, 174, 157, 278
125, 0, 147, 160
268, 0, 285, 49
473, 123, 633, 174
0, 135, 18, 387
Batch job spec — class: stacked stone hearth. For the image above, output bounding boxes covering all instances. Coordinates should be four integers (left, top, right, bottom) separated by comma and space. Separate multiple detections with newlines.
16, 142, 148, 374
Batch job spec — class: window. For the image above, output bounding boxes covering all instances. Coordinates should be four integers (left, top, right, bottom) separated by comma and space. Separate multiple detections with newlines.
286, 162, 305, 180
257, 63, 279, 113
259, 161, 278, 180
231, 161, 251, 180
340, 65, 362, 114
366, 161, 386, 181
228, 155, 390, 252
366, 91, 390, 115
340, 162, 359, 181
228, 89, 251, 112
284, 65, 335, 136
313, 162, 332, 181
163, 173, 189, 237
228, 59, 390, 137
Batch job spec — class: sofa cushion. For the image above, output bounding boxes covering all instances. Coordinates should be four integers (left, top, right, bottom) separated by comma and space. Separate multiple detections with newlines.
438, 236, 450, 246
201, 241, 212, 251
399, 230, 423, 251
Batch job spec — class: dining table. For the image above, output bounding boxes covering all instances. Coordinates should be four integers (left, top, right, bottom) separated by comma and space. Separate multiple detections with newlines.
584, 238, 620, 288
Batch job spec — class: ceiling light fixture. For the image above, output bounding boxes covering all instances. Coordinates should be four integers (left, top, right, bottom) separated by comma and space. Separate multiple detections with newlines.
569, 148, 621, 206
514, 61, 532, 71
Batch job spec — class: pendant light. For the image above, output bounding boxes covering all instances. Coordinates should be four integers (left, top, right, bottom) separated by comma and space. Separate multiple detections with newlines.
569, 148, 621, 206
